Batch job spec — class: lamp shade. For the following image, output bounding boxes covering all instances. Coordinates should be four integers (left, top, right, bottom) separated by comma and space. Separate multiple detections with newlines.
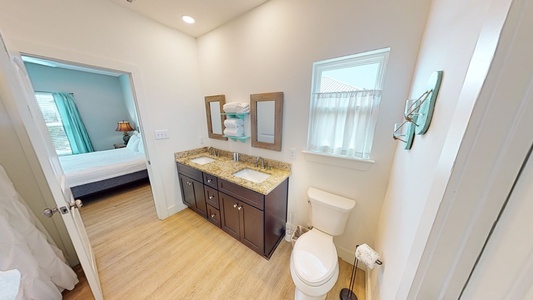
115, 121, 134, 132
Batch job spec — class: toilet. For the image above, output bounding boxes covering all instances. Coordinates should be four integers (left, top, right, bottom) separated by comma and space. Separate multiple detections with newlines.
290, 187, 356, 300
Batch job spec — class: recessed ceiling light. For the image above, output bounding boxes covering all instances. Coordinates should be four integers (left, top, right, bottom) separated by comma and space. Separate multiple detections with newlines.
182, 15, 195, 24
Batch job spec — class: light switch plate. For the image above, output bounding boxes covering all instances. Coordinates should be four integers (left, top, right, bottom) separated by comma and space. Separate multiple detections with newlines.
154, 129, 169, 140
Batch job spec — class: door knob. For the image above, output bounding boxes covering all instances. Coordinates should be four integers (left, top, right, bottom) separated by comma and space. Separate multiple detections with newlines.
42, 199, 83, 218
237, 205, 242, 211
207, 179, 212, 183
233, 204, 238, 208
42, 207, 59, 218
209, 195, 214, 199
211, 214, 216, 218
70, 199, 83, 209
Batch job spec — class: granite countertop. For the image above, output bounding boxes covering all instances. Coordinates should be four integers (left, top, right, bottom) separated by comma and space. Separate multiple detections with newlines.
175, 147, 291, 195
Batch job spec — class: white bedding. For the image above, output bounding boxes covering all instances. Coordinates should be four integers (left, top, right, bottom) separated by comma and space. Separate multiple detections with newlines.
59, 148, 147, 187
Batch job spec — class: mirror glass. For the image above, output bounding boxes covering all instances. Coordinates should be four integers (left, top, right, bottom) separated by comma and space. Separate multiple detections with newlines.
210, 102, 222, 134
205, 95, 227, 140
251, 92, 283, 151
256, 101, 275, 143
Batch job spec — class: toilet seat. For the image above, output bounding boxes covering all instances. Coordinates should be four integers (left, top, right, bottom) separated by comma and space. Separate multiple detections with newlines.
292, 229, 338, 287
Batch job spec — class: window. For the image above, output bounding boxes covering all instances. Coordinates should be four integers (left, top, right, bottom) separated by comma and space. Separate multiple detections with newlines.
35, 92, 72, 156
307, 48, 389, 160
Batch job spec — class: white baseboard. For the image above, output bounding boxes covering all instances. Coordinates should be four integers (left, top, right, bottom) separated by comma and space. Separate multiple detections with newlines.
366, 269, 373, 300
167, 204, 181, 215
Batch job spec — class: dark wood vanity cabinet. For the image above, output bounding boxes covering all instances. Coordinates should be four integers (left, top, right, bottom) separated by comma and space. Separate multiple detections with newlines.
177, 162, 288, 259
220, 193, 264, 254
177, 163, 207, 217
178, 174, 207, 217
218, 178, 288, 259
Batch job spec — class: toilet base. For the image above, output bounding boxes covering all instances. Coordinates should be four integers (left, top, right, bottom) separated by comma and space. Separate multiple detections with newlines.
294, 287, 326, 300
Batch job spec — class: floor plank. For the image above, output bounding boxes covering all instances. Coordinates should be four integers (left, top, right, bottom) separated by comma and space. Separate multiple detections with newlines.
63, 182, 365, 299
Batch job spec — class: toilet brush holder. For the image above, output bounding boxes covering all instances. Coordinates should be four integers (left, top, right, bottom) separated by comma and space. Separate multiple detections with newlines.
340, 253, 359, 300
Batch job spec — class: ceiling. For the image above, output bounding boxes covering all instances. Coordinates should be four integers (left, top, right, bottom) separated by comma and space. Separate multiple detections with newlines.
110, 0, 269, 38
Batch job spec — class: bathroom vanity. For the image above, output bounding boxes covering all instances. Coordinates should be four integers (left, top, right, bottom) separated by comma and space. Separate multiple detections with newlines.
175, 148, 290, 259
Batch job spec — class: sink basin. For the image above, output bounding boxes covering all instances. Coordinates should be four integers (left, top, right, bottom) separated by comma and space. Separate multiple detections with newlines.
190, 156, 216, 165
233, 168, 270, 183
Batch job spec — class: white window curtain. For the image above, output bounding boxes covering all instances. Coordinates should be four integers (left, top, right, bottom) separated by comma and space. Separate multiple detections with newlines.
307, 90, 381, 159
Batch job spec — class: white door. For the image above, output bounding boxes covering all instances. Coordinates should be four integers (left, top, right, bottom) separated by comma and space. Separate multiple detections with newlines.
461, 149, 533, 299
0, 34, 104, 299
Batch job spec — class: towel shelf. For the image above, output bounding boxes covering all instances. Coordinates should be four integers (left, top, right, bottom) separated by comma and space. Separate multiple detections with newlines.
223, 135, 250, 142
222, 112, 249, 120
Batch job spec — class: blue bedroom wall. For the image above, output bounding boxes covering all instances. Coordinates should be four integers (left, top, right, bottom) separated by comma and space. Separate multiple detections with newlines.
24, 63, 132, 151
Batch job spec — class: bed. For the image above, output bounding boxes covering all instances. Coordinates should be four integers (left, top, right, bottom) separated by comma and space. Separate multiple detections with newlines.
59, 136, 148, 198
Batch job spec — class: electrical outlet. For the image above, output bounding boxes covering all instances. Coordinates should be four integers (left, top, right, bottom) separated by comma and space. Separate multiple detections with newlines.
290, 148, 297, 160
199, 136, 205, 145
154, 129, 169, 140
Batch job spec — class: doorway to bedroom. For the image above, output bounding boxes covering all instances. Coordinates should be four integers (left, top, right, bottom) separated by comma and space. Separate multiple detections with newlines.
21, 54, 157, 220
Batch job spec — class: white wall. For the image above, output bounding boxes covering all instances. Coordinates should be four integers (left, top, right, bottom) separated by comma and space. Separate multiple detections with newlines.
373, 0, 513, 298
25, 63, 131, 151
197, 0, 430, 262
0, 0, 203, 220
118, 74, 139, 132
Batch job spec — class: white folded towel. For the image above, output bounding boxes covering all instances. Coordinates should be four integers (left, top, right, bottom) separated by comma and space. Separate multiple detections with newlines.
223, 102, 249, 113
235, 106, 250, 113
224, 119, 244, 128
224, 127, 244, 137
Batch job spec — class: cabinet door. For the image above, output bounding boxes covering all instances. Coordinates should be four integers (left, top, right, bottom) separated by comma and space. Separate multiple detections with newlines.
220, 193, 240, 240
179, 174, 196, 208
192, 179, 207, 217
240, 201, 264, 255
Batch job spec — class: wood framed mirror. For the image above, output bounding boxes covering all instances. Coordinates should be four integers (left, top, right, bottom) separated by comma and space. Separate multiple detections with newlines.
251, 92, 283, 151
205, 94, 227, 140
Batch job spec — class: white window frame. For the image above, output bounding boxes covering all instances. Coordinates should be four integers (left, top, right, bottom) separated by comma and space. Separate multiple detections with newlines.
305, 48, 390, 165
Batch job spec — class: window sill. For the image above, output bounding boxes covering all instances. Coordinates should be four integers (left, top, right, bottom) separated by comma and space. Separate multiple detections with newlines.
302, 150, 374, 171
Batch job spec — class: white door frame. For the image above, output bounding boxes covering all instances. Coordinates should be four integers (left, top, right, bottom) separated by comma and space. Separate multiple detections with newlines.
405, 0, 533, 298
461, 145, 533, 298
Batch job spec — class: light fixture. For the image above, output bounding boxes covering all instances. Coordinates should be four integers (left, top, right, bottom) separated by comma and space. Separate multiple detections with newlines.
182, 15, 195, 24
393, 70, 443, 150
116, 121, 134, 145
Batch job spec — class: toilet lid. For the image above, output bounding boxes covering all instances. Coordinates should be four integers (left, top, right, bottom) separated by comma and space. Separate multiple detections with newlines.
292, 229, 338, 287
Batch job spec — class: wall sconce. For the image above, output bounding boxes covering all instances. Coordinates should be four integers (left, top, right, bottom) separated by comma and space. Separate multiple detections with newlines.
393, 70, 443, 150
116, 120, 134, 145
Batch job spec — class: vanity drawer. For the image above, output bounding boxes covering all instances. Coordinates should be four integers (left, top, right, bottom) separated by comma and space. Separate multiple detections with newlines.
204, 186, 219, 209
218, 178, 264, 210
176, 163, 203, 182
203, 173, 218, 189
207, 204, 221, 228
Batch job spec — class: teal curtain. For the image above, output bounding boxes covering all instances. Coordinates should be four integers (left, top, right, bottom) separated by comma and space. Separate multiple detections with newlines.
53, 93, 94, 154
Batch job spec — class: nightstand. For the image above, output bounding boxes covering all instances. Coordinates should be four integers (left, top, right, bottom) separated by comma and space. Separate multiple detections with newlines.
113, 144, 126, 149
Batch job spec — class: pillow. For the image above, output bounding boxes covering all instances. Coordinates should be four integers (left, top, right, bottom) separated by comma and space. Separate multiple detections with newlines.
126, 135, 140, 152
137, 136, 145, 154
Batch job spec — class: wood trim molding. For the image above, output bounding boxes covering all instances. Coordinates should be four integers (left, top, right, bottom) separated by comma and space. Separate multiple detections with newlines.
250, 92, 283, 151
205, 94, 227, 141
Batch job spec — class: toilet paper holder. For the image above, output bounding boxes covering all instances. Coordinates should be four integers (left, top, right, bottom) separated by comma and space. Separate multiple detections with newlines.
340, 244, 382, 300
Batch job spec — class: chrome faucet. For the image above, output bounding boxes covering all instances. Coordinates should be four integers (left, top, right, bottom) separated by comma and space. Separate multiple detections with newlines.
255, 157, 264, 169
208, 147, 217, 156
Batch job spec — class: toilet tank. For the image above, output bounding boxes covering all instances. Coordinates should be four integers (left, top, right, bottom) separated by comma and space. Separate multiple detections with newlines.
308, 187, 356, 236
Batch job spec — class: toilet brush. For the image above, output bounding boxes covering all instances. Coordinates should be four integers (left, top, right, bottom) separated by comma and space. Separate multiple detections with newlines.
340, 245, 359, 300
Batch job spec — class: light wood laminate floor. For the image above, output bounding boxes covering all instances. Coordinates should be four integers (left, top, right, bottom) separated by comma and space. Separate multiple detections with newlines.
63, 182, 365, 299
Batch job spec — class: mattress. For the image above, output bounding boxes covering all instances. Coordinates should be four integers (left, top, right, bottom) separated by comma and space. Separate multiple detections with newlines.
59, 148, 147, 187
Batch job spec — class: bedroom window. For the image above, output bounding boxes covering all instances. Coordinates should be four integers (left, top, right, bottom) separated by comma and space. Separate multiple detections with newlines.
306, 48, 389, 160
35, 92, 73, 156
